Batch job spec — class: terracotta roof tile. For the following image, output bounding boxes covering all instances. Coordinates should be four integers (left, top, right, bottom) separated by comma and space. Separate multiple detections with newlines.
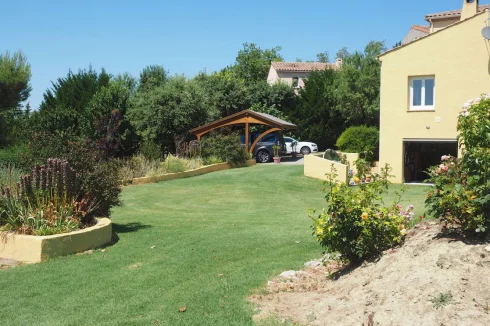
425, 4, 489, 21
411, 25, 430, 34
271, 62, 336, 72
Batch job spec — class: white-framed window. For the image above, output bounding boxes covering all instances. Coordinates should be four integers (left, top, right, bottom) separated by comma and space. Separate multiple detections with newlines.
409, 76, 435, 111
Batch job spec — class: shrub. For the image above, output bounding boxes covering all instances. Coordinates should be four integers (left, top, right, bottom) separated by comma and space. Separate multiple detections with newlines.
336, 126, 379, 159
0, 164, 23, 185
425, 95, 490, 234
0, 144, 33, 170
0, 159, 92, 235
309, 164, 413, 262
118, 155, 164, 184
60, 140, 122, 217
160, 155, 203, 174
200, 133, 249, 164
140, 140, 163, 160
202, 155, 223, 166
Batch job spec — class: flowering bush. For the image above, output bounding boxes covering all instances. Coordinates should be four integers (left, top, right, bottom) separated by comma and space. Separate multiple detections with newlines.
310, 164, 414, 262
425, 95, 490, 234
0, 159, 94, 235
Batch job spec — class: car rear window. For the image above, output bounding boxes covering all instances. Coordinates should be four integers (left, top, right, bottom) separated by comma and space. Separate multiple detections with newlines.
262, 135, 276, 142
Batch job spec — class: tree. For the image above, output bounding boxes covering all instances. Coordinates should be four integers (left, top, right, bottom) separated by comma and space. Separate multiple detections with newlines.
335, 41, 385, 127
128, 76, 211, 153
32, 67, 111, 137
287, 69, 343, 149
316, 51, 330, 63
0, 50, 32, 113
138, 65, 168, 92
232, 43, 283, 82
85, 81, 139, 157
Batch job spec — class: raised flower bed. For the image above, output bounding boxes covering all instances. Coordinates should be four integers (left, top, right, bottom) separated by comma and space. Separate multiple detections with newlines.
0, 218, 112, 263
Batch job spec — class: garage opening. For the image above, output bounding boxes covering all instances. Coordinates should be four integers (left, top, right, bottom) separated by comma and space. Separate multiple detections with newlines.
403, 140, 458, 183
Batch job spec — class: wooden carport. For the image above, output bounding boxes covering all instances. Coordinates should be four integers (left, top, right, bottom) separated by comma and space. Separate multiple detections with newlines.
189, 110, 297, 153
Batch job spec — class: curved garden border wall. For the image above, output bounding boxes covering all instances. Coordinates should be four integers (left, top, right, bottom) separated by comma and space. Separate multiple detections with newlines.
131, 159, 257, 186
0, 218, 112, 263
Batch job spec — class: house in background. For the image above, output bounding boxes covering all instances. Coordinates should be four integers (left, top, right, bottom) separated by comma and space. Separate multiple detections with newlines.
378, 0, 490, 184
267, 60, 341, 89
425, 3, 489, 32
401, 4, 489, 45
402, 25, 430, 45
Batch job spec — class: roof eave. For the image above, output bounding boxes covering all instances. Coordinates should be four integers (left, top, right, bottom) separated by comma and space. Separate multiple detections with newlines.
379, 10, 486, 60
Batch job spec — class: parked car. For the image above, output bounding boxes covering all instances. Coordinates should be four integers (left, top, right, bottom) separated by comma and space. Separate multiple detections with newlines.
240, 132, 286, 163
284, 137, 318, 155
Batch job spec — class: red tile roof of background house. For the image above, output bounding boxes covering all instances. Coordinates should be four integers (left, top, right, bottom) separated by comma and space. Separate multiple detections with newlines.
271, 62, 337, 72
425, 4, 489, 21
411, 25, 430, 34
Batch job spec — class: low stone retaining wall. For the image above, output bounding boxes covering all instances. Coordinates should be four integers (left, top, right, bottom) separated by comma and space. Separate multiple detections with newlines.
0, 218, 112, 263
132, 159, 256, 185
304, 155, 349, 183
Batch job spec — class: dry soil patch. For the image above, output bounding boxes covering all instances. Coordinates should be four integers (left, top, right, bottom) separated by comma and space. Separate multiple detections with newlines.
250, 223, 490, 325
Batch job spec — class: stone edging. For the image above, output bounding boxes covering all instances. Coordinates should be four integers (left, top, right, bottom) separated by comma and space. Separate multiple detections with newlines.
131, 159, 256, 186
0, 218, 112, 263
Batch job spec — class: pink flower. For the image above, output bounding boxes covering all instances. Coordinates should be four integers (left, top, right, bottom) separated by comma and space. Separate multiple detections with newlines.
436, 168, 442, 174
439, 164, 445, 169
443, 166, 449, 172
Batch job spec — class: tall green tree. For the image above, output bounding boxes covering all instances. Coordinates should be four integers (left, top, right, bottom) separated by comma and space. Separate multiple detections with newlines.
336, 41, 385, 127
232, 43, 283, 83
128, 76, 210, 153
288, 69, 342, 149
138, 65, 168, 93
0, 51, 32, 147
32, 67, 111, 136
0, 50, 32, 113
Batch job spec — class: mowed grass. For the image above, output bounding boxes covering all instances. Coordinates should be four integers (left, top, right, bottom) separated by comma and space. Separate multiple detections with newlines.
0, 165, 429, 325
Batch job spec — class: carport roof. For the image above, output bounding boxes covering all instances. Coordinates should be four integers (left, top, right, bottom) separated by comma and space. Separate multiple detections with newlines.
189, 109, 297, 136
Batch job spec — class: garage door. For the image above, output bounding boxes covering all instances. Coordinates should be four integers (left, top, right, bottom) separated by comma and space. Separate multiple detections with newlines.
403, 139, 458, 183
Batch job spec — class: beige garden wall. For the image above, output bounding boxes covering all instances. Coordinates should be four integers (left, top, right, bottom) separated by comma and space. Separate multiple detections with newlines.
304, 154, 349, 183
0, 218, 112, 263
132, 159, 256, 185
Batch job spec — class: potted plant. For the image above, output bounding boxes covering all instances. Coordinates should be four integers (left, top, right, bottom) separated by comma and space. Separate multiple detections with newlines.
272, 145, 281, 164
291, 140, 298, 158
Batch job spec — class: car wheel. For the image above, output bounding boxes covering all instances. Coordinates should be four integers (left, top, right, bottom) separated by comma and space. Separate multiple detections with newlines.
256, 150, 271, 163
300, 146, 311, 155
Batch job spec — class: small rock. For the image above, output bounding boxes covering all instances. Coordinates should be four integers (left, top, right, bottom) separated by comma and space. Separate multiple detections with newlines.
280, 270, 298, 279
304, 260, 321, 268
151, 246, 156, 249
485, 246, 490, 252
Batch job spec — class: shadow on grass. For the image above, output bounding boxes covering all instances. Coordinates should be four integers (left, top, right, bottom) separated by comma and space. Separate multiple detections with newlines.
113, 222, 153, 234
103, 222, 153, 247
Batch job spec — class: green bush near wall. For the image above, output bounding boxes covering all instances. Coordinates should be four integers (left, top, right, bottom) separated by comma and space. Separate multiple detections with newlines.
336, 126, 379, 159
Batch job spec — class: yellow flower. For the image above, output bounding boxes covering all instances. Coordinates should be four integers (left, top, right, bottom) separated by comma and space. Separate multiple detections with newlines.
398, 224, 404, 231
318, 219, 325, 225
361, 212, 368, 221
471, 195, 477, 200
400, 229, 407, 236
315, 227, 324, 235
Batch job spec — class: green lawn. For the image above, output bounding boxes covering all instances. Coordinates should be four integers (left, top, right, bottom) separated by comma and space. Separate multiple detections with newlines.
0, 165, 428, 325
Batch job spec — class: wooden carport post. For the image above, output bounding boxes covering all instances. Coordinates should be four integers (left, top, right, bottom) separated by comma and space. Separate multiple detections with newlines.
245, 122, 249, 153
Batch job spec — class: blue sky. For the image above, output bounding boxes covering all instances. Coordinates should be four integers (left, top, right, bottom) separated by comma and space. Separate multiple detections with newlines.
1, 0, 483, 110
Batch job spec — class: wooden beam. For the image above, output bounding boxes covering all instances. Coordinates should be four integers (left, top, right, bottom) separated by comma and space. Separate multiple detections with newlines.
245, 122, 249, 153
193, 116, 279, 139
249, 128, 281, 153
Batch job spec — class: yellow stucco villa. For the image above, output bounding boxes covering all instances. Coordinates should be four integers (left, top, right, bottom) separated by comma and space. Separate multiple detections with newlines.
378, 0, 490, 183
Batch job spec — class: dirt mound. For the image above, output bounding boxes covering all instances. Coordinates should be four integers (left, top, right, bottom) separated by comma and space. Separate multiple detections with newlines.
250, 223, 490, 325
